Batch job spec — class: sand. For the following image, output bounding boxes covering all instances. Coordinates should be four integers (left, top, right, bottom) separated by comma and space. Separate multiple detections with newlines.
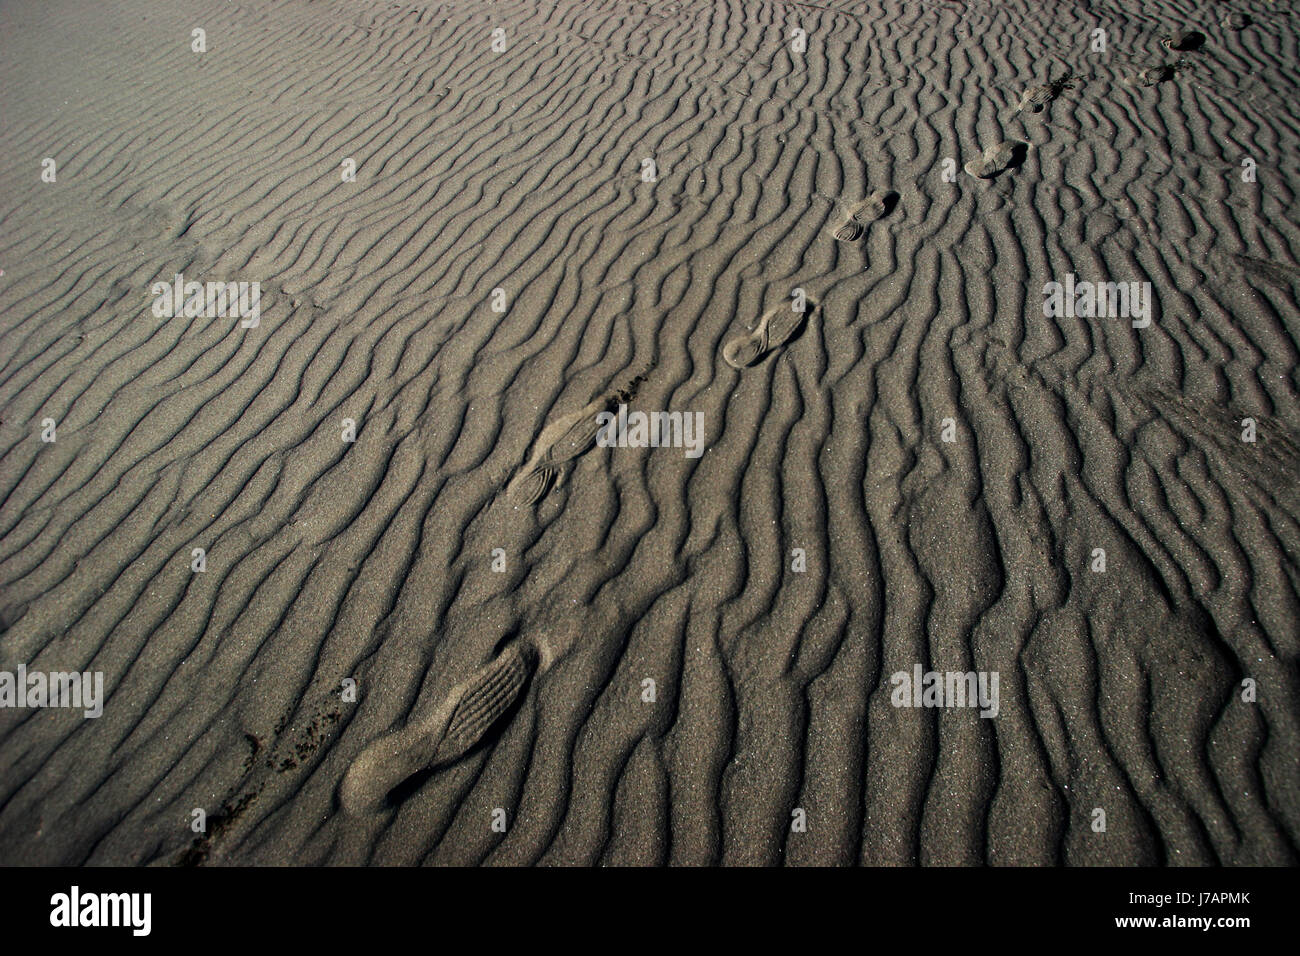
0, 0, 1297, 865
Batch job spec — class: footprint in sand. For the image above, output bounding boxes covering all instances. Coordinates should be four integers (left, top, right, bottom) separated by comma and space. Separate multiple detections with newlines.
829, 189, 898, 241
722, 297, 817, 369
340, 641, 538, 815
1125, 61, 1186, 87
506, 374, 645, 506
511, 462, 561, 507
964, 141, 1026, 179
1162, 29, 1205, 52
1012, 75, 1077, 115
507, 407, 602, 506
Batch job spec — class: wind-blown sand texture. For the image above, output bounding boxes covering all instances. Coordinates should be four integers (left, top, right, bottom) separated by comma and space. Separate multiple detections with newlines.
0, 0, 1297, 865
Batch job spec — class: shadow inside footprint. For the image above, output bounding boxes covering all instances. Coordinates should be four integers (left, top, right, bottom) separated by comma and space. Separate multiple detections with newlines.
383, 763, 442, 810
1163, 29, 1205, 52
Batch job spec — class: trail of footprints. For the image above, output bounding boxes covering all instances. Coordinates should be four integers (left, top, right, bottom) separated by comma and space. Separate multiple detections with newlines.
335, 13, 1259, 818
976, 21, 1239, 176
335, 177, 899, 813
